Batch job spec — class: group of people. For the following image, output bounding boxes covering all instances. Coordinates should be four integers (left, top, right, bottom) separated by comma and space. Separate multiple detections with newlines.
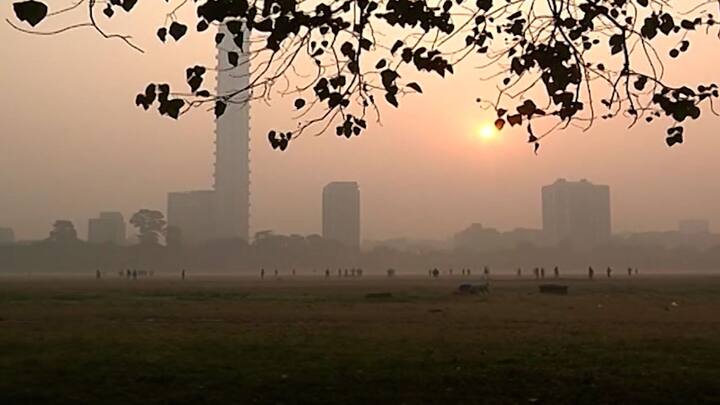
427, 266, 492, 278
258, 267, 365, 279
99, 269, 156, 280
324, 268, 364, 278
587, 266, 639, 279
421, 265, 641, 280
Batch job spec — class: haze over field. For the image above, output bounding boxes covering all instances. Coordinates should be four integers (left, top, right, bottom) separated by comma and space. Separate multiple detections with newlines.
2, 3, 720, 241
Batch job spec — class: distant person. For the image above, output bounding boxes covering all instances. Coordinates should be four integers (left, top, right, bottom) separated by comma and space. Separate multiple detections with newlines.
126, 269, 131, 279
274, 268, 278, 277
260, 268, 265, 279
358, 268, 363, 277
96, 269, 101, 279
182, 269, 186, 280
344, 268, 349, 277
554, 266, 559, 278
483, 266, 490, 277
606, 267, 612, 278
627, 267, 632, 277
634, 268, 639, 275
533, 267, 539, 279
432, 268, 439, 278
517, 268, 522, 277
449, 268, 453, 276
467, 268, 471, 276
292, 268, 296, 277
338, 268, 342, 277
325, 268, 330, 278
588, 266, 594, 280
540, 267, 545, 279
132, 270, 137, 280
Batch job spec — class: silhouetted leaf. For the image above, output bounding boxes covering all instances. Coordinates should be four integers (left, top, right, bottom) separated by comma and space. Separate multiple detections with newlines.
157, 27, 167, 42
13, 0, 48, 27
169, 22, 188, 41
407, 82, 422, 93
214, 100, 227, 117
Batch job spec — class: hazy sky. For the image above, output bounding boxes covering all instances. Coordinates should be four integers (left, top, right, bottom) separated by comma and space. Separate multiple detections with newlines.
2, 3, 720, 241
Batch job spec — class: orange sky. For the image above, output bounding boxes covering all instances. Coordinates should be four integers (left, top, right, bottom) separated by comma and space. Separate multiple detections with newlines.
2, 2, 720, 241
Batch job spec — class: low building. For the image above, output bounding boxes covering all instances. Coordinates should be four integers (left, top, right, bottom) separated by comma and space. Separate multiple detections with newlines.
88, 212, 126, 245
679, 219, 710, 234
0, 227, 15, 244
167, 190, 217, 245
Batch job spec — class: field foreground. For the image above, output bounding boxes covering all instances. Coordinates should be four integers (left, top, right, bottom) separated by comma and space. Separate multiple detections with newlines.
0, 274, 719, 404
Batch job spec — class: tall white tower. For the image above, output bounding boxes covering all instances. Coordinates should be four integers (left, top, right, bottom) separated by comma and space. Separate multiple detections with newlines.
214, 26, 250, 241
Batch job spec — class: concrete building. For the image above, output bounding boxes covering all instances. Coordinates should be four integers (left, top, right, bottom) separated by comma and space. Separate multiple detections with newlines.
0, 227, 15, 244
542, 178, 611, 247
322, 182, 360, 248
167, 191, 216, 245
87, 212, 126, 245
678, 219, 710, 234
453, 223, 503, 252
166, 26, 250, 244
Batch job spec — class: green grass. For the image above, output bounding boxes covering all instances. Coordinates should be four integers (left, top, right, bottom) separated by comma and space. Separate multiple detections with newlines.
0, 276, 719, 404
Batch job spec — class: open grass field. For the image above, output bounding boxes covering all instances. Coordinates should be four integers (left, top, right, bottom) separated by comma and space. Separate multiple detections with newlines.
0, 274, 719, 404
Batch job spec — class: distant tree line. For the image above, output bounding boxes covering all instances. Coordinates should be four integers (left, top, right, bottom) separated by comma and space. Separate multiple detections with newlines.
1, 210, 720, 274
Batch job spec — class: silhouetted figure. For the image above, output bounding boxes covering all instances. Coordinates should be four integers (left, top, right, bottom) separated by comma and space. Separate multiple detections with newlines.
274, 268, 278, 277
606, 267, 612, 278
292, 268, 296, 277
126, 269, 131, 279
588, 266, 594, 280
96, 269, 101, 279
337, 268, 342, 277
260, 268, 265, 279
533, 267, 539, 279
325, 268, 330, 278
483, 266, 490, 277
344, 268, 349, 277
554, 266, 559, 278
466, 268, 471, 276
182, 269, 186, 280
358, 268, 363, 277
634, 267, 639, 275
517, 268, 522, 277
627, 267, 632, 277
132, 270, 137, 280
432, 268, 440, 278
449, 268, 453, 276
540, 267, 545, 279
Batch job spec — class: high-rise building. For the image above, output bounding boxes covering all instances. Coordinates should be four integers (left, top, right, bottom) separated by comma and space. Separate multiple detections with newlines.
214, 25, 251, 242
87, 212, 126, 245
322, 182, 361, 248
167, 26, 250, 244
0, 227, 15, 244
542, 178, 611, 247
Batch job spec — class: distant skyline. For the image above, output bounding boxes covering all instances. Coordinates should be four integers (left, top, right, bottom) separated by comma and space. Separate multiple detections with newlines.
2, 5, 720, 240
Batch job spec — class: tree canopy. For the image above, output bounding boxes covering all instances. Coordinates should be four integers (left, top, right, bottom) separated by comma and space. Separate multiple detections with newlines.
10, 0, 720, 151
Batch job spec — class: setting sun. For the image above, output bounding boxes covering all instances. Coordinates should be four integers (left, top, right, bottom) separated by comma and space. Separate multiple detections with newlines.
478, 123, 498, 140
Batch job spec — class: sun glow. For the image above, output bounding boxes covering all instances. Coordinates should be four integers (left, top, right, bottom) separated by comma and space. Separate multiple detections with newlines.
478, 123, 498, 140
